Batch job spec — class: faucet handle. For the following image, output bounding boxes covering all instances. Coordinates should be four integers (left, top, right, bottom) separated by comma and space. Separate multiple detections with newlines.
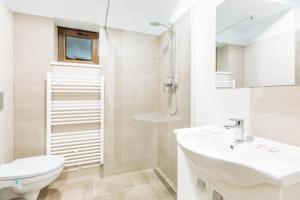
224, 118, 244, 129
229, 118, 244, 126
224, 118, 245, 143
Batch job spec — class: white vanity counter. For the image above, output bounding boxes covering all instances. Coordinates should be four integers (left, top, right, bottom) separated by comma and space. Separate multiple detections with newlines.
176, 126, 300, 200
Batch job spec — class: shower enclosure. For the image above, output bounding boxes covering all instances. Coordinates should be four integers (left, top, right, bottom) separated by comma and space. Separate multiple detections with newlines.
101, 9, 191, 187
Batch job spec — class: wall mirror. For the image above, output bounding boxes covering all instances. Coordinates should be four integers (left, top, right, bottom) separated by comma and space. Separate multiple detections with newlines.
216, 0, 297, 88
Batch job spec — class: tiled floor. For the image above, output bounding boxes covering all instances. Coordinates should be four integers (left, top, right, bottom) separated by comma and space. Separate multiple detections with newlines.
38, 169, 177, 200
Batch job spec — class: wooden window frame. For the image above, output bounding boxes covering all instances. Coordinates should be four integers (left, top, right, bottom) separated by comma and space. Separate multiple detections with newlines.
58, 27, 99, 64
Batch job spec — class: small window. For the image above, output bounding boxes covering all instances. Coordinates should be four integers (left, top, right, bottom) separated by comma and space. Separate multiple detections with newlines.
58, 27, 99, 64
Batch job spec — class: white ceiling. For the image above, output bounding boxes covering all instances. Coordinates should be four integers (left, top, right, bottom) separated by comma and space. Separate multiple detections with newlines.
4, 0, 181, 35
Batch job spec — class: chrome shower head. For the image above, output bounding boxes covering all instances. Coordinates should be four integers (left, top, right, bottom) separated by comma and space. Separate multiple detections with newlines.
149, 21, 173, 30
150, 22, 161, 26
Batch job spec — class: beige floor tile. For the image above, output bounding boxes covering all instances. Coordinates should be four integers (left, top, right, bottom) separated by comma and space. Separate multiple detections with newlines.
102, 174, 134, 193
39, 180, 93, 200
39, 169, 176, 200
152, 184, 176, 199
144, 170, 162, 185
123, 187, 157, 200
129, 171, 150, 186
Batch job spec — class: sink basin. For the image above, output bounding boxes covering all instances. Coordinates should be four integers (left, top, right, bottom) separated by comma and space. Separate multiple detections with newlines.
175, 126, 300, 187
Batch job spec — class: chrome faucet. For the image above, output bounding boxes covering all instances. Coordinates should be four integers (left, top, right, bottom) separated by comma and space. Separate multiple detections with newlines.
224, 119, 245, 143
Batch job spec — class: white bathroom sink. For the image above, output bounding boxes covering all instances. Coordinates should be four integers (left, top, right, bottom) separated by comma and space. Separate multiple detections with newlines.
175, 126, 300, 187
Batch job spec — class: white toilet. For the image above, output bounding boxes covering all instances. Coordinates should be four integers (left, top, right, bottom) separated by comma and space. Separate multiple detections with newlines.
0, 155, 65, 200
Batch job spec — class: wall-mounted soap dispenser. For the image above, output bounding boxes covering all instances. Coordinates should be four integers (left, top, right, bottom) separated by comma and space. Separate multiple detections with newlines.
0, 92, 3, 110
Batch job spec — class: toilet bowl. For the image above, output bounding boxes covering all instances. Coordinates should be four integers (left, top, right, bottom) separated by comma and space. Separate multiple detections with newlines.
0, 155, 65, 200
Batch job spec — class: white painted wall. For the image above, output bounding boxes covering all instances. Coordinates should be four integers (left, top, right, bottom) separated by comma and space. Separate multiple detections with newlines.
191, 0, 250, 131
0, 0, 14, 165
170, 0, 198, 23
257, 9, 295, 41
245, 31, 295, 87
245, 9, 295, 87
276, 0, 300, 29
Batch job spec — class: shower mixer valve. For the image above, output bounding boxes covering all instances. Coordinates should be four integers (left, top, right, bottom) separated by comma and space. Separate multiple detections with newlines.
163, 82, 177, 94
164, 76, 178, 94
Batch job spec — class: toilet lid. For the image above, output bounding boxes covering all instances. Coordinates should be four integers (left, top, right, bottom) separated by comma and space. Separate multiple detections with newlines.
0, 155, 65, 181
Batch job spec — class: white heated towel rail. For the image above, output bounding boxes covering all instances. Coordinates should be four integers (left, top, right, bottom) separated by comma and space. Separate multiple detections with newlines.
47, 73, 104, 169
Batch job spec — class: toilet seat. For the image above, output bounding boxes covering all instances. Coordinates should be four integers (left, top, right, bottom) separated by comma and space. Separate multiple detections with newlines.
0, 155, 65, 181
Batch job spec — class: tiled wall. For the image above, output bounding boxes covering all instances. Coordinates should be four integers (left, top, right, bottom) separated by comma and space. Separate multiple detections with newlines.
249, 25, 300, 147
250, 86, 300, 147
13, 12, 160, 177
158, 10, 191, 186
217, 45, 245, 87
12, 11, 190, 183
0, 0, 13, 164
13, 13, 55, 158
100, 28, 160, 176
